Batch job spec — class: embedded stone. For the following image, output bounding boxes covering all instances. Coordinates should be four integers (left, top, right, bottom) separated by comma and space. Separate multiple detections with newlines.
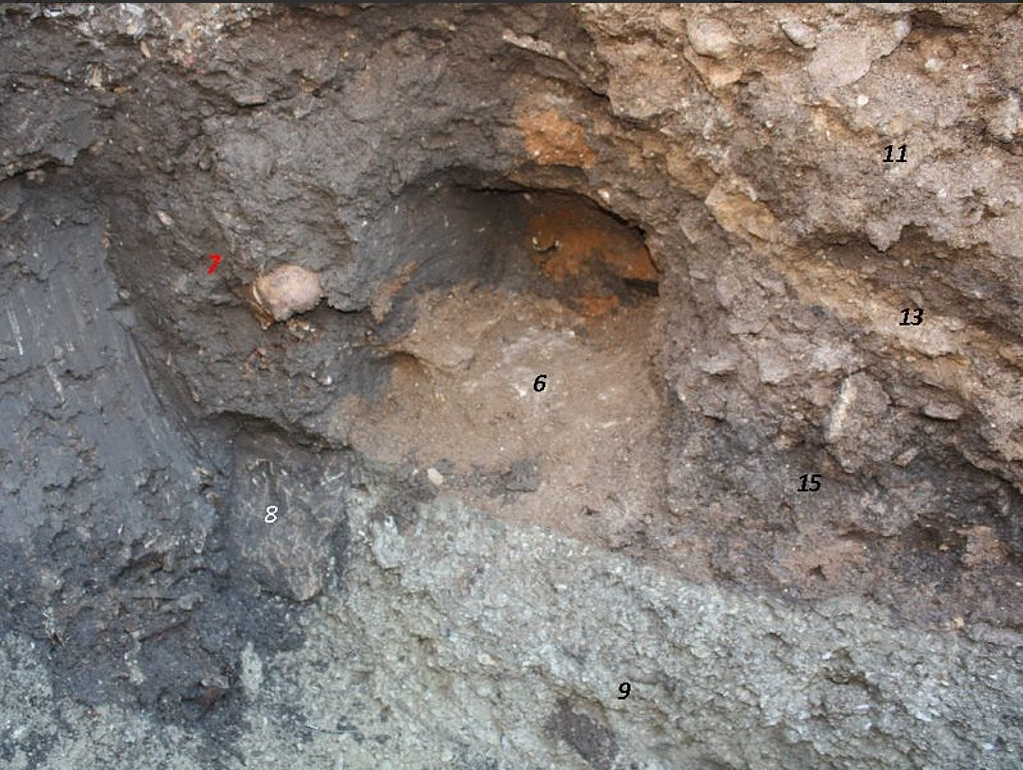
687, 17, 738, 60
252, 264, 323, 322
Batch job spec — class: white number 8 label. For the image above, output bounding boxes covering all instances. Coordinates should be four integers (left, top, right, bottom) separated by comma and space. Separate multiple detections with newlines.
265, 505, 278, 524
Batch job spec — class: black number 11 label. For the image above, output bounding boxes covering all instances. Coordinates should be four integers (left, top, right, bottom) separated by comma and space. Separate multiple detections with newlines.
883, 144, 907, 163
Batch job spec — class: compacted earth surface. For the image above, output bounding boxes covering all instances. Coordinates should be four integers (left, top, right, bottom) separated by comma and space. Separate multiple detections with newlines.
1, 4, 1022, 769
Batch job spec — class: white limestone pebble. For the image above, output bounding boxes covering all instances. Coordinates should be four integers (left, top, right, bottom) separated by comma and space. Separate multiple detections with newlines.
781, 19, 817, 49
252, 264, 323, 322
687, 18, 738, 60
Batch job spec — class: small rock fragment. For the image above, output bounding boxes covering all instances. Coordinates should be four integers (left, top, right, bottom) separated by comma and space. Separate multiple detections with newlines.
827, 373, 890, 443
781, 19, 817, 49
997, 343, 1023, 366
988, 93, 1020, 142
754, 343, 796, 385
922, 401, 963, 421
892, 18, 912, 43
231, 88, 268, 107
252, 264, 324, 323
687, 18, 738, 60
174, 592, 203, 611
825, 372, 895, 472
893, 447, 918, 467
699, 353, 738, 376
370, 516, 406, 570
427, 467, 444, 486
961, 525, 1007, 568
807, 21, 908, 92
239, 642, 264, 697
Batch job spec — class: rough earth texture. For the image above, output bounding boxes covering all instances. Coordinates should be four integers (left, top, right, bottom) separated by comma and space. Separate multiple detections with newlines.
1, 3, 1021, 769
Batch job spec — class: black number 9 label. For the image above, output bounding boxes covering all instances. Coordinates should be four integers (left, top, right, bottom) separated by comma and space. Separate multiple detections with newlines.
617, 682, 631, 700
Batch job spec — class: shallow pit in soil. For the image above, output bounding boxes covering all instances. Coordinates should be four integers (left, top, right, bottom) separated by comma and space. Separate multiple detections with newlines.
332, 186, 666, 548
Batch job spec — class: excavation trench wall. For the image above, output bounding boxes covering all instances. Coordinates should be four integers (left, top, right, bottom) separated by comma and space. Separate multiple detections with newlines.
1, 4, 1022, 769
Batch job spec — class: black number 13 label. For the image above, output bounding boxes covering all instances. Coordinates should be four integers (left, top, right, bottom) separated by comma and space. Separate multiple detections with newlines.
899, 308, 923, 326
